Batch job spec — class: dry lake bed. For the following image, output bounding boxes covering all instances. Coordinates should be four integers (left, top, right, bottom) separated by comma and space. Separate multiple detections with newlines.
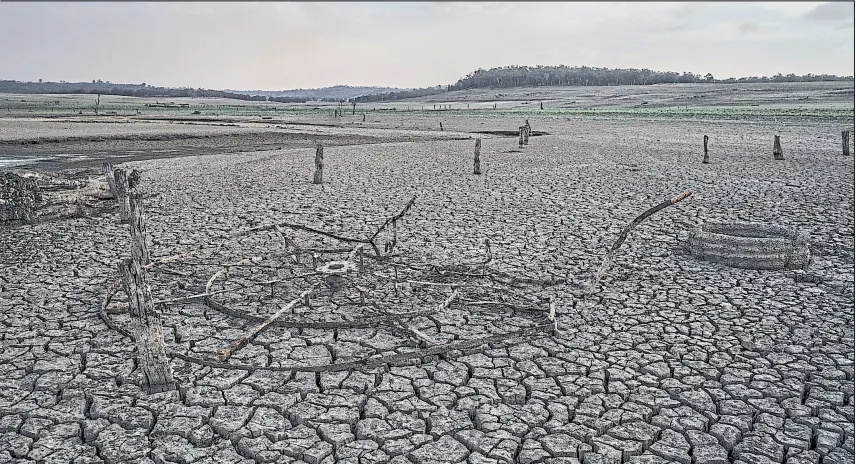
1, 82, 855, 463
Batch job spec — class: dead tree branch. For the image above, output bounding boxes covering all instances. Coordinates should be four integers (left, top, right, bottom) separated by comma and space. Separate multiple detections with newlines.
171, 323, 554, 372
212, 195, 416, 259
373, 195, 416, 257
586, 189, 693, 295
437, 289, 461, 312
216, 287, 317, 363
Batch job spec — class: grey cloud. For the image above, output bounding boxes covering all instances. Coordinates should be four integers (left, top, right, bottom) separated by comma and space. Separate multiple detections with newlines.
738, 22, 759, 34
672, 3, 709, 20
804, 2, 855, 21
0, 2, 851, 89
647, 22, 691, 34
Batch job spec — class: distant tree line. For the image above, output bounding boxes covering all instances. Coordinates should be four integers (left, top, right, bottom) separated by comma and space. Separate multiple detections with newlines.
0, 80, 307, 103
2, 66, 852, 104
229, 85, 399, 101
351, 86, 447, 103
449, 65, 853, 90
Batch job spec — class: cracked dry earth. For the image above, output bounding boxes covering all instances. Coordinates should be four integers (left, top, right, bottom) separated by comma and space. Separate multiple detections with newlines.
1, 117, 854, 464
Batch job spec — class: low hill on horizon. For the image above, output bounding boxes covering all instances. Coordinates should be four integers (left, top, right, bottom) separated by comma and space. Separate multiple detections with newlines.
2, 65, 853, 103
222, 85, 403, 101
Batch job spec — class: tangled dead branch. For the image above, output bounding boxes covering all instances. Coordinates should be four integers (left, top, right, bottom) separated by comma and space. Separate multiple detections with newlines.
101, 278, 555, 372
100, 190, 569, 375
213, 195, 417, 259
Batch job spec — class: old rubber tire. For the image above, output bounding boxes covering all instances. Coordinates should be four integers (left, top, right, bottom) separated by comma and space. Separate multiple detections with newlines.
686, 222, 810, 270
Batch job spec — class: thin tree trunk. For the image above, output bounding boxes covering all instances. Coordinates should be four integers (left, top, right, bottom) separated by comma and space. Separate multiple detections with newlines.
313, 143, 324, 184
773, 135, 783, 160
473, 138, 482, 175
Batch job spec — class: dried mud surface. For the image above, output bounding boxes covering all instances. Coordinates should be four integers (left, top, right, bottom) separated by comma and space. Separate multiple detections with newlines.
1, 115, 854, 464
0, 118, 471, 172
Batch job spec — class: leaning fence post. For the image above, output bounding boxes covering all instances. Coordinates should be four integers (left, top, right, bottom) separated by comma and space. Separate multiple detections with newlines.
703, 135, 710, 164
117, 189, 175, 392
473, 138, 482, 175
843, 130, 851, 156
313, 143, 324, 184
773, 135, 783, 160
114, 169, 131, 222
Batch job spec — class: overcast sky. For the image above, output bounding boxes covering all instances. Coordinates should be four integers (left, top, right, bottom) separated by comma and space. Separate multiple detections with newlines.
0, 2, 853, 90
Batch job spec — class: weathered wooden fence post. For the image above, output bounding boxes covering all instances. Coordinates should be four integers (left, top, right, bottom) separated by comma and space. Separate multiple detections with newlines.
362, 113, 366, 122
703, 135, 709, 164
103, 162, 117, 198
518, 126, 525, 148
523, 120, 531, 146
117, 186, 175, 392
440, 122, 444, 132
352, 101, 356, 116
540, 102, 544, 110
843, 130, 851, 156
473, 138, 482, 175
114, 169, 131, 222
313, 143, 324, 184
773, 135, 784, 160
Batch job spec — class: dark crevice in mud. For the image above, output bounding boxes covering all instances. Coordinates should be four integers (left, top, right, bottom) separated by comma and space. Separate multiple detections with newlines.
470, 130, 549, 137
277, 121, 342, 129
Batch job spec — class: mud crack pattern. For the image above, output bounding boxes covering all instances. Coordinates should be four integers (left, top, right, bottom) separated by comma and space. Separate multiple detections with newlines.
1, 117, 853, 463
